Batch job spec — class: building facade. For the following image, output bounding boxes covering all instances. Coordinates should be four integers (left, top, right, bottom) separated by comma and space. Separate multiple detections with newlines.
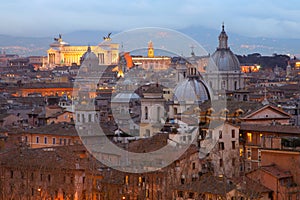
47, 35, 119, 67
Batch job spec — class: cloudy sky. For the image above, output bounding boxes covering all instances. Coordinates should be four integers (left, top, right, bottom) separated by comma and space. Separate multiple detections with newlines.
2, 0, 300, 39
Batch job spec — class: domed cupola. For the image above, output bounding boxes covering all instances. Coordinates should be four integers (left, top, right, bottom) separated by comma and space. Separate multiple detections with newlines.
173, 64, 210, 103
80, 46, 98, 65
209, 24, 241, 72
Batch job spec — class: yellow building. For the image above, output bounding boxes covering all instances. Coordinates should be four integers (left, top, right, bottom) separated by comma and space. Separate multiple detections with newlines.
131, 41, 171, 71
47, 34, 119, 67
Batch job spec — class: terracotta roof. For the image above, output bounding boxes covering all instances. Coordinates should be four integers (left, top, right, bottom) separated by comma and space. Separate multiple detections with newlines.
0, 145, 103, 171
127, 133, 168, 153
242, 104, 291, 119
25, 122, 78, 136
235, 176, 272, 197
176, 174, 235, 195
240, 124, 300, 135
261, 164, 292, 179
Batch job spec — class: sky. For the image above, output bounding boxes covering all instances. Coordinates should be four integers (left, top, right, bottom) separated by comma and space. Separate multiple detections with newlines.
2, 0, 300, 39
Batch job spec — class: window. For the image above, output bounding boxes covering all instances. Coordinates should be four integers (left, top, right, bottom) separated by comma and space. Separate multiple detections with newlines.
40, 174, 43, 181
220, 159, 223, 167
174, 107, 178, 115
180, 177, 185, 185
178, 191, 183, 197
258, 150, 261, 162
219, 130, 222, 139
247, 132, 252, 143
10, 170, 13, 179
77, 113, 80, 122
219, 142, 225, 150
157, 106, 161, 122
232, 130, 235, 138
98, 53, 104, 64
44, 137, 48, 144
124, 176, 128, 184
145, 106, 148, 120
189, 192, 195, 198
52, 138, 56, 144
48, 174, 51, 182
63, 139, 67, 145
88, 114, 92, 122
36, 136, 39, 144
234, 81, 238, 90
232, 141, 236, 149
247, 148, 251, 160
192, 162, 196, 170
82, 114, 85, 123
239, 148, 243, 157
59, 138, 63, 145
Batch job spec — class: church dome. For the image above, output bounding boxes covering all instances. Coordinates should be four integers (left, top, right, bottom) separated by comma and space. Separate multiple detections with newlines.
208, 24, 241, 72
173, 77, 210, 103
80, 46, 98, 64
111, 92, 140, 103
211, 49, 240, 71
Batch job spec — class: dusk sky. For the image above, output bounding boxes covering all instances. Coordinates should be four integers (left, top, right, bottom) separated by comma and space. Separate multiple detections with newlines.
2, 0, 300, 40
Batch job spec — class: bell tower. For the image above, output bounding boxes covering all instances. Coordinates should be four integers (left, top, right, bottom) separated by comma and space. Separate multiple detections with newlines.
148, 40, 154, 58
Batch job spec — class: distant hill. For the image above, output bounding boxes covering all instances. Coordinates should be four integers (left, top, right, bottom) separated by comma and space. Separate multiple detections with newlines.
0, 26, 299, 57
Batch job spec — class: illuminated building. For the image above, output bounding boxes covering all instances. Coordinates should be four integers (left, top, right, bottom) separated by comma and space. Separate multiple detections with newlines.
241, 64, 261, 73
131, 41, 171, 71
47, 34, 119, 67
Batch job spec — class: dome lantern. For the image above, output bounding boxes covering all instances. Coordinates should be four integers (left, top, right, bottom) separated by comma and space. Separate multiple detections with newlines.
218, 23, 229, 50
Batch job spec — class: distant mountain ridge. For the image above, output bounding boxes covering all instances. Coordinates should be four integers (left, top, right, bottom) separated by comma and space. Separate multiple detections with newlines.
0, 26, 299, 57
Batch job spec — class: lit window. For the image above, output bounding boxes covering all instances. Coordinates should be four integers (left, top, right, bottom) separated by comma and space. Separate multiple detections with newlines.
247, 133, 252, 142
239, 148, 243, 157
247, 148, 251, 160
